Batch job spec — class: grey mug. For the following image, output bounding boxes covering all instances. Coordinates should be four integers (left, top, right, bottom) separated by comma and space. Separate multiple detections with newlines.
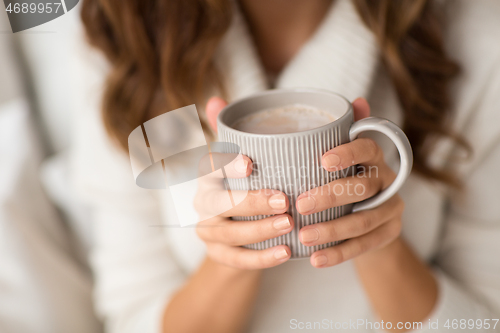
217, 88, 413, 258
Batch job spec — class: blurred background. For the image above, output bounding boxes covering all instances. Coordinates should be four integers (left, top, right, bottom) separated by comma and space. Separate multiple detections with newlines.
0, 3, 103, 332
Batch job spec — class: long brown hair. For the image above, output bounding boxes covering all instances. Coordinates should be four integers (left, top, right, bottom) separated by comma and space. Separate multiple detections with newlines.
81, 0, 467, 186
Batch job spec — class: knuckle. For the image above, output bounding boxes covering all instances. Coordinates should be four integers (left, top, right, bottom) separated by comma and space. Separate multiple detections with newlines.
195, 225, 206, 239
195, 219, 215, 240
327, 223, 338, 241
364, 138, 382, 161
334, 247, 346, 264
344, 144, 356, 164
360, 177, 375, 197
358, 212, 372, 232
364, 137, 378, 151
206, 243, 226, 265
326, 184, 338, 207
355, 240, 367, 256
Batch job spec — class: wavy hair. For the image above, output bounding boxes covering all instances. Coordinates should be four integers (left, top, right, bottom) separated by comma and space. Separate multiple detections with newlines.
81, 0, 467, 186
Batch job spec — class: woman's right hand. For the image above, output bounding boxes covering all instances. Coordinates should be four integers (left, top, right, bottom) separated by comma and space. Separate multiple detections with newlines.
194, 97, 293, 270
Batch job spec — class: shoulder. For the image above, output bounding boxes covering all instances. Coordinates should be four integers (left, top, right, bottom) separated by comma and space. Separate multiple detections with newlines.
69, 41, 155, 208
442, 0, 500, 35
442, 0, 500, 73
430, 0, 500, 174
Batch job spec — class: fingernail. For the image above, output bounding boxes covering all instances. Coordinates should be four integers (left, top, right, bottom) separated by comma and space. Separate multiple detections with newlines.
273, 216, 291, 230
297, 197, 316, 214
269, 194, 286, 210
274, 248, 289, 260
324, 154, 340, 169
314, 255, 328, 267
234, 159, 248, 174
301, 229, 319, 243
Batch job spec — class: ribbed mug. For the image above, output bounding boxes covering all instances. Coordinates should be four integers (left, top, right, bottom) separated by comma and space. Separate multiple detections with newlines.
217, 88, 412, 258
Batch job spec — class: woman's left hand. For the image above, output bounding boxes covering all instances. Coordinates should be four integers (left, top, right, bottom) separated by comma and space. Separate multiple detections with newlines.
298, 98, 405, 268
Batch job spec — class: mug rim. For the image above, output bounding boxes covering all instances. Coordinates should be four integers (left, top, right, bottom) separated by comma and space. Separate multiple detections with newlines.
217, 88, 353, 139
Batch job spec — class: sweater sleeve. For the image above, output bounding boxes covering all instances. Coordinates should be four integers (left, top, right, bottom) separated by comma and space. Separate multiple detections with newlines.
69, 44, 186, 333
412, 138, 500, 332
89, 205, 186, 333
411, 34, 500, 331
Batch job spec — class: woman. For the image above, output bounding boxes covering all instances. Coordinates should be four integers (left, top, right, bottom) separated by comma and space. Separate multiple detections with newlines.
75, 0, 500, 332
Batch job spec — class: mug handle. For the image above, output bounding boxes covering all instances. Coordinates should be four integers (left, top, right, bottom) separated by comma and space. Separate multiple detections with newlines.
349, 117, 413, 213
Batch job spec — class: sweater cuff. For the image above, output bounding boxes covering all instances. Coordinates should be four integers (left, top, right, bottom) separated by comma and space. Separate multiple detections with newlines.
107, 292, 172, 333
372, 268, 492, 333
407, 268, 491, 333
132, 296, 168, 333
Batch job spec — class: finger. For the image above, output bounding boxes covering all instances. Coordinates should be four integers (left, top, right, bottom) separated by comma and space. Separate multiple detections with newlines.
199, 188, 289, 218
296, 175, 384, 215
206, 96, 227, 133
352, 97, 371, 121
197, 214, 294, 246
322, 138, 384, 172
299, 195, 404, 246
222, 154, 252, 178
198, 153, 252, 179
206, 243, 291, 269
309, 218, 402, 268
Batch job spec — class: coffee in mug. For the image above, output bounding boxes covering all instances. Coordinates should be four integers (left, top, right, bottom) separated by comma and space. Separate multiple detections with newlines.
232, 104, 337, 134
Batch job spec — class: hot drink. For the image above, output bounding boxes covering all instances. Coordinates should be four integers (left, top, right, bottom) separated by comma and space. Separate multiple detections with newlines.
232, 104, 336, 134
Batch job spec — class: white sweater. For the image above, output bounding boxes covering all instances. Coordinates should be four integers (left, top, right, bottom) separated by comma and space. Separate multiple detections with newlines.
70, 0, 500, 332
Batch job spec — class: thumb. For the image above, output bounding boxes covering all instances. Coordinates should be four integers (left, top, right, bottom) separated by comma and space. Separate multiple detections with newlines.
352, 97, 371, 121
206, 96, 227, 133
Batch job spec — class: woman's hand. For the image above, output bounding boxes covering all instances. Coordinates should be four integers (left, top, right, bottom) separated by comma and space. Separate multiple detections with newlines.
195, 97, 294, 270
298, 98, 405, 268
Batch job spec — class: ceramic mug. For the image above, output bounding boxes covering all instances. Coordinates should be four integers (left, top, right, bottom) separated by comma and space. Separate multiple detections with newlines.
217, 88, 413, 258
